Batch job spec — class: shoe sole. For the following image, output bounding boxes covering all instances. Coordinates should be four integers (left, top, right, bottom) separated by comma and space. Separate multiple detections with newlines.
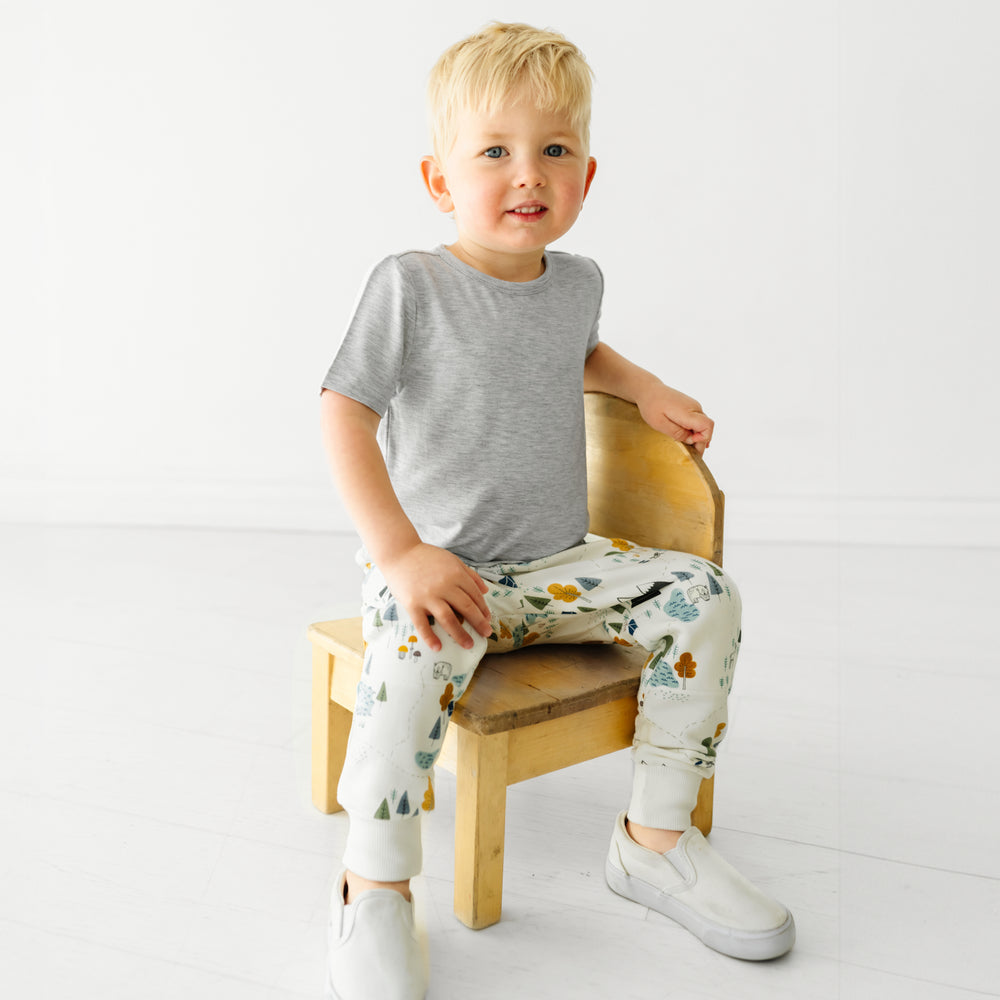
605, 857, 795, 961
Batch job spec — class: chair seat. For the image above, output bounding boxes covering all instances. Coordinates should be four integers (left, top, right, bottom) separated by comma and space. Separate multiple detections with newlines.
309, 617, 646, 736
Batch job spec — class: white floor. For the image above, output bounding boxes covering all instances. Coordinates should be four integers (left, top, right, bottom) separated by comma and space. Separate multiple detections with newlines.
2, 525, 998, 999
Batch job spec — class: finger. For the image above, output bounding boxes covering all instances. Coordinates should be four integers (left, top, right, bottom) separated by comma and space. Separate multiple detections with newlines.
666, 421, 692, 443
644, 409, 687, 441
412, 614, 442, 653
453, 589, 493, 637
432, 604, 476, 650
690, 413, 714, 437
683, 432, 708, 454
462, 569, 493, 632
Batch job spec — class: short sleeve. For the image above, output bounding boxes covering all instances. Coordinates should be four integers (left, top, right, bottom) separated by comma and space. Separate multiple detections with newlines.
585, 258, 604, 356
320, 256, 414, 415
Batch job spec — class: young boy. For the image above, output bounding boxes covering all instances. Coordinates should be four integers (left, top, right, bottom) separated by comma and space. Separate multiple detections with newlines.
319, 22, 794, 999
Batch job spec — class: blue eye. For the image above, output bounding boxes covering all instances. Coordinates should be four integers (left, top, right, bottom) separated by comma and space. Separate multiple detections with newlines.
483, 146, 504, 159
545, 144, 567, 157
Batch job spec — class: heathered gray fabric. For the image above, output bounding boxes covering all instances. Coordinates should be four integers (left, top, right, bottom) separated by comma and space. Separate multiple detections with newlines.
321, 245, 603, 565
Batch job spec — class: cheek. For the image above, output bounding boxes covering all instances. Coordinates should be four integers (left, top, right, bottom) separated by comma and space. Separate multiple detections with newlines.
453, 177, 493, 211
467, 187, 505, 219
558, 174, 588, 202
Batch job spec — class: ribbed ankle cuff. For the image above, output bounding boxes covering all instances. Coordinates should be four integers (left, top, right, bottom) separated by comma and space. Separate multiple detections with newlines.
342, 816, 423, 882
627, 763, 705, 831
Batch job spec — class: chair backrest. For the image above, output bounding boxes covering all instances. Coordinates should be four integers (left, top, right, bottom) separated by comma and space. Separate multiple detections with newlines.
585, 392, 724, 565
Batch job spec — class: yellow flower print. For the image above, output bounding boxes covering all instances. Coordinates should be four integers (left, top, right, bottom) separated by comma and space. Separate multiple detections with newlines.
548, 583, 582, 603
610, 538, 634, 552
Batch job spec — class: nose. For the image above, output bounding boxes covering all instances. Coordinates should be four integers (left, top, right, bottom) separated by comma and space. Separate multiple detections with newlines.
512, 153, 546, 189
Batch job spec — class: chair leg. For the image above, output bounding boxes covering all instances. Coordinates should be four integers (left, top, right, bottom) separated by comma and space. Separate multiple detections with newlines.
453, 728, 509, 930
691, 773, 714, 837
311, 645, 352, 813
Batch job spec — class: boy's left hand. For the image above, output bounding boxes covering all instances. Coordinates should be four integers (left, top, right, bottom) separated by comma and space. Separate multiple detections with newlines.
637, 383, 714, 455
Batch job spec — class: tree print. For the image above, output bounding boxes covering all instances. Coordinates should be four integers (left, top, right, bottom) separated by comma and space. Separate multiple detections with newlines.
665, 590, 700, 622
644, 639, 678, 688
525, 595, 551, 610
696, 723, 727, 765
674, 652, 697, 690
355, 681, 375, 717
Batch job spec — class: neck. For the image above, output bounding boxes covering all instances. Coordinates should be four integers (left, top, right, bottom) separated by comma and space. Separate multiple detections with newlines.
446, 242, 545, 282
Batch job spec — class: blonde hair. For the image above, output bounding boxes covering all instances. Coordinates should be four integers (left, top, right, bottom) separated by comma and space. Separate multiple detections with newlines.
427, 22, 594, 161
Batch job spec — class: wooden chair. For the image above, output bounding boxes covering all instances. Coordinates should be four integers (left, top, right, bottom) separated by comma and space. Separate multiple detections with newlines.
309, 392, 725, 929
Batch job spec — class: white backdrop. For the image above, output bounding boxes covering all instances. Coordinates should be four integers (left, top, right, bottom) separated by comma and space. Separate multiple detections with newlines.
5, 0, 999, 545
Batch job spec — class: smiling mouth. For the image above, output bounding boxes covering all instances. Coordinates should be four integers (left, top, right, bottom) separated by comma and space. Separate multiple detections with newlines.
507, 205, 548, 219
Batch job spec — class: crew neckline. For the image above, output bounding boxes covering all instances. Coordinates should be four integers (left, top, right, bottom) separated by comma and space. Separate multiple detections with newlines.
433, 245, 553, 292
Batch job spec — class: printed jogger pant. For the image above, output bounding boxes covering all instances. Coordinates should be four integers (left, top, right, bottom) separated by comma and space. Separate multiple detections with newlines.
338, 535, 742, 882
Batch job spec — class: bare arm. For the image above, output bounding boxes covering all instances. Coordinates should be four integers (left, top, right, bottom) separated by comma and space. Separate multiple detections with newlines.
583, 342, 714, 454
320, 388, 491, 651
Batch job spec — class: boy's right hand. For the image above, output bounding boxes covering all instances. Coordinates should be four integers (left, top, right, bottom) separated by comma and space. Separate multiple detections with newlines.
379, 542, 493, 653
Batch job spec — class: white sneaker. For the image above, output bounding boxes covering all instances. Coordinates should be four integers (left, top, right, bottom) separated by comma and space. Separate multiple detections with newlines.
605, 811, 795, 961
326, 871, 429, 999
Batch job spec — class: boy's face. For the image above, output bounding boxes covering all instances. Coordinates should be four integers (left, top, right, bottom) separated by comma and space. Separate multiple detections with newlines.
422, 95, 597, 281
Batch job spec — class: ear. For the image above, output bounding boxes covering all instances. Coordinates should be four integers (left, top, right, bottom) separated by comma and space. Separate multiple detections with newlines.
421, 156, 454, 214
582, 157, 597, 201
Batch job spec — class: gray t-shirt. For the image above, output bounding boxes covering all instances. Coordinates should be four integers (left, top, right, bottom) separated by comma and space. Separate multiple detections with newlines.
321, 245, 603, 565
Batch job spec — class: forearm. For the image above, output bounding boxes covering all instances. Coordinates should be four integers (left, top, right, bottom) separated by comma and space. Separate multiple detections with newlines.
583, 342, 714, 452
583, 342, 663, 404
320, 389, 420, 565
